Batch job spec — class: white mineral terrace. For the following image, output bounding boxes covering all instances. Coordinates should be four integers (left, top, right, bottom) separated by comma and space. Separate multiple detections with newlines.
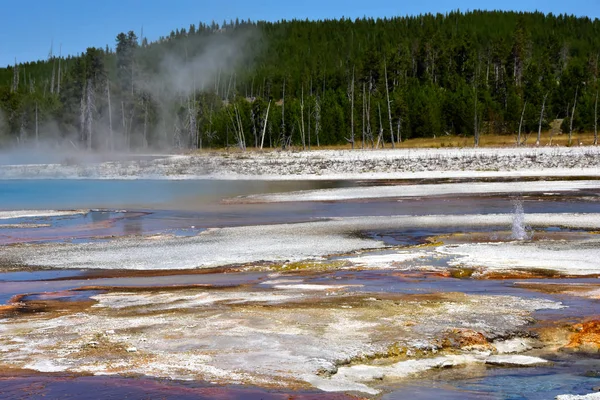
0, 147, 600, 180
2, 213, 600, 273
237, 180, 600, 203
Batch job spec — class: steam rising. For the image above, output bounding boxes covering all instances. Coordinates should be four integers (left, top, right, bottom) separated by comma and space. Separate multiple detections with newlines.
0, 26, 260, 157
145, 33, 255, 98
511, 198, 532, 240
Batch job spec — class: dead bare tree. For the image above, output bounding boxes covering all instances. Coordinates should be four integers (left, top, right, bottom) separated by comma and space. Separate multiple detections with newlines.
366, 83, 374, 148
229, 104, 246, 150
50, 59, 56, 94
376, 103, 384, 148
362, 83, 366, 149
346, 68, 355, 149
260, 100, 271, 149
314, 93, 321, 148
12, 59, 19, 93
474, 85, 479, 147
307, 92, 311, 150
251, 104, 258, 148
300, 86, 306, 149
121, 101, 128, 150
143, 101, 149, 149
384, 61, 394, 148
281, 79, 286, 149
536, 92, 549, 146
57, 44, 62, 94
517, 100, 527, 147
35, 102, 39, 146
85, 79, 94, 150
80, 82, 87, 143
397, 117, 402, 144
106, 80, 113, 151
569, 86, 578, 146
188, 97, 197, 149
595, 90, 598, 146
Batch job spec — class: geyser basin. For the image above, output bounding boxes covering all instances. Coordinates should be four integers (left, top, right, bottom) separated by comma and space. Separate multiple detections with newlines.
1, 172, 600, 398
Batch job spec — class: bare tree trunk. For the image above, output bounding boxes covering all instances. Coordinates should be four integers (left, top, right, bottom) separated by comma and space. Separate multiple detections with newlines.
300, 86, 306, 150
107, 80, 113, 151
144, 101, 148, 149
362, 83, 365, 149
232, 104, 246, 150
367, 86, 374, 148
384, 61, 394, 148
517, 101, 526, 147
80, 82, 87, 143
12, 59, 19, 93
281, 79, 286, 149
260, 100, 271, 149
474, 86, 479, 147
188, 97, 197, 149
569, 87, 578, 146
35, 102, 39, 146
57, 44, 62, 94
50, 59, 55, 94
251, 105, 258, 148
86, 79, 94, 151
307, 96, 311, 150
226, 73, 234, 102
537, 92, 548, 146
350, 68, 355, 149
376, 103, 384, 148
121, 101, 127, 150
397, 117, 402, 144
314, 93, 321, 148
595, 91, 598, 146
131, 64, 134, 96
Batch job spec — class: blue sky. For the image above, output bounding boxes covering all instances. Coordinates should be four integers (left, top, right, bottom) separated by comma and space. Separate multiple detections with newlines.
1, 0, 599, 67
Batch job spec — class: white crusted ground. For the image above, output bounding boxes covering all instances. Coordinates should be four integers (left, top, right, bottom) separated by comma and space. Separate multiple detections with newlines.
556, 394, 600, 400
0, 210, 86, 219
238, 180, 600, 203
1, 147, 600, 180
3, 213, 600, 270
0, 286, 562, 394
437, 239, 600, 275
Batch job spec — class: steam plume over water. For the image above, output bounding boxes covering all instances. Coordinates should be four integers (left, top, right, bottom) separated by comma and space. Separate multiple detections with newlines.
511, 198, 531, 240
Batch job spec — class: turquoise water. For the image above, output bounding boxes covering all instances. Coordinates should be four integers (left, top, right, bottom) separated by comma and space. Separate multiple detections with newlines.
0, 179, 346, 210
3, 179, 600, 213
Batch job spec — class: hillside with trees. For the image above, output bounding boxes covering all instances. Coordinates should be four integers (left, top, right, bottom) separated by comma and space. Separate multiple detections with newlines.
1, 10, 599, 150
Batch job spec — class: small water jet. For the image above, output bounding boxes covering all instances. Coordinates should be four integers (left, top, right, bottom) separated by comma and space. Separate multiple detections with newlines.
511, 198, 532, 240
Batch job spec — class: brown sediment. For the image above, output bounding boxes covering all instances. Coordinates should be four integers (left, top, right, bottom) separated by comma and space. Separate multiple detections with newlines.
0, 263, 264, 280
436, 230, 598, 245
71, 283, 240, 292
514, 282, 600, 296
441, 328, 495, 352
565, 319, 600, 352
536, 318, 600, 353
0, 297, 96, 318
476, 269, 599, 280
242, 260, 351, 274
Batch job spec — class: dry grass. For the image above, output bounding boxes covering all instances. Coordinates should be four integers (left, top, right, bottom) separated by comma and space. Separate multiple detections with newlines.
187, 131, 599, 153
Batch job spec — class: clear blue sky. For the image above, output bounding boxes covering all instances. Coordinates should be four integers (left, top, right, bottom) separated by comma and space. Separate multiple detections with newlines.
2, 0, 599, 67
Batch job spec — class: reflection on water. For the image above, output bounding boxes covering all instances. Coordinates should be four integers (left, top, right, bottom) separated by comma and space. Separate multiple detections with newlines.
385, 356, 600, 400
0, 374, 343, 400
0, 179, 353, 210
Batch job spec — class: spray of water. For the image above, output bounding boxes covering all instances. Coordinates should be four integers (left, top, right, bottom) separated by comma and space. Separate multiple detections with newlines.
510, 198, 532, 240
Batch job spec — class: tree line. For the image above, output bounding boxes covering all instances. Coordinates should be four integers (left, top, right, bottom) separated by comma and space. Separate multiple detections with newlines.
1, 10, 599, 150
